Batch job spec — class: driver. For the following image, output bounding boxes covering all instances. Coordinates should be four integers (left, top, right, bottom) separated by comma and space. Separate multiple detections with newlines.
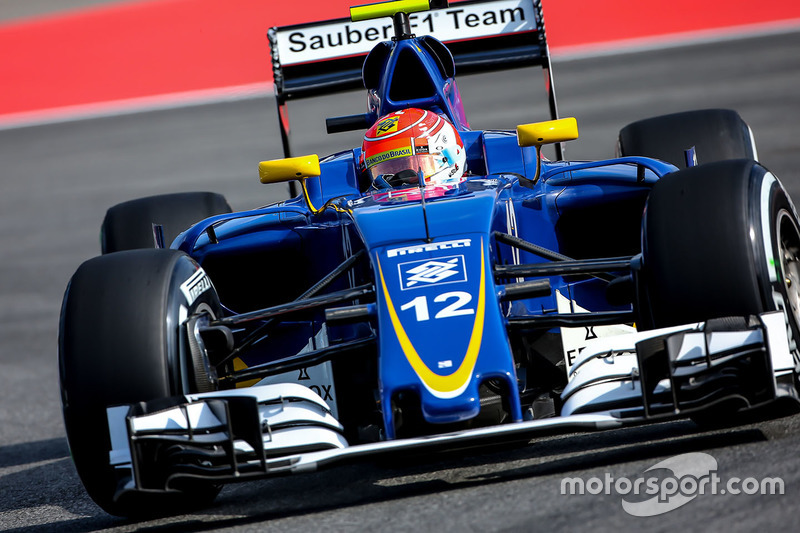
362, 108, 467, 190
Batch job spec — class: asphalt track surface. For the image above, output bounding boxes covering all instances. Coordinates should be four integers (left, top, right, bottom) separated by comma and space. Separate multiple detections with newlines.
5, 0, 800, 118
2, 30, 800, 531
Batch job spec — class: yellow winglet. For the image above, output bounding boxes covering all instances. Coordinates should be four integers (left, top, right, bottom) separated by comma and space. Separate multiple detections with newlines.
516, 118, 579, 148
258, 154, 321, 184
350, 0, 431, 22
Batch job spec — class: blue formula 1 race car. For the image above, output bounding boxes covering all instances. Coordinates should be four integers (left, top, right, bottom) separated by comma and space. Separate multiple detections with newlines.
59, 0, 800, 517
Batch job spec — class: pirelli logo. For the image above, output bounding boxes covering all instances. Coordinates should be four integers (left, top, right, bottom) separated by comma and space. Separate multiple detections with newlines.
387, 238, 471, 258
180, 268, 211, 306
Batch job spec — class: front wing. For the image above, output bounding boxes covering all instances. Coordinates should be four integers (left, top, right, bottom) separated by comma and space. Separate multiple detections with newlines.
106, 312, 797, 499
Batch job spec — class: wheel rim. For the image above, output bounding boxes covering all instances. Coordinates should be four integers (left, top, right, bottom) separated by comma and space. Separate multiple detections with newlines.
778, 210, 800, 327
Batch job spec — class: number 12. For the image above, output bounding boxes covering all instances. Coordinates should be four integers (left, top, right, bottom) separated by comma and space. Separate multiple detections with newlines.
400, 291, 474, 322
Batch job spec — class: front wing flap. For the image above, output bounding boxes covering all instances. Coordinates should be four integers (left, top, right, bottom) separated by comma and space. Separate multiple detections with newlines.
106, 313, 796, 499
562, 312, 796, 417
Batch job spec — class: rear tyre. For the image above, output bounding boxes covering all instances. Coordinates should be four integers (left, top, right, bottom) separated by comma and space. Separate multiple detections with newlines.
101, 192, 231, 254
639, 159, 800, 418
59, 249, 222, 516
618, 109, 757, 169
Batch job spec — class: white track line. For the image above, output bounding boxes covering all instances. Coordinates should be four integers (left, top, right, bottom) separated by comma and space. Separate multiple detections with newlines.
0, 82, 273, 131
2, 19, 799, 131
552, 18, 800, 61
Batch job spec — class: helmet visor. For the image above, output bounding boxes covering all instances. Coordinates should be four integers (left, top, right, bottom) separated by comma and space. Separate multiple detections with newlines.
367, 153, 439, 183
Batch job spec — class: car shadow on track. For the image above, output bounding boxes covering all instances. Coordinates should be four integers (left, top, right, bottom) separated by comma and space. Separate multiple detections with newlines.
164, 421, 774, 531
6, 413, 797, 532
0, 437, 68, 469
116, 420, 786, 530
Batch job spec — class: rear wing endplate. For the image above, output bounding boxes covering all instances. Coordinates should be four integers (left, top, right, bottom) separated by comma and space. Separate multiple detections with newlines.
268, 0, 560, 165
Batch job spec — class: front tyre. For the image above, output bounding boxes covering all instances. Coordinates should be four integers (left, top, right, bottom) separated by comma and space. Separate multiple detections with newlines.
639, 159, 800, 416
59, 249, 221, 516
640, 160, 798, 333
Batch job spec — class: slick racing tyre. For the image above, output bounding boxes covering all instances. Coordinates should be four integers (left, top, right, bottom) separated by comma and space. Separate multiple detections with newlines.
101, 191, 231, 254
639, 159, 800, 419
59, 249, 222, 516
640, 159, 800, 332
617, 109, 757, 169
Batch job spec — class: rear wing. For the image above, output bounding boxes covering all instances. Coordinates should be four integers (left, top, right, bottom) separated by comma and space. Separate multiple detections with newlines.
267, 0, 560, 161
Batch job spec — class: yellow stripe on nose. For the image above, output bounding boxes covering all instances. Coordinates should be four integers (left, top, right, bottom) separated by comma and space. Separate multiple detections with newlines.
377, 238, 485, 398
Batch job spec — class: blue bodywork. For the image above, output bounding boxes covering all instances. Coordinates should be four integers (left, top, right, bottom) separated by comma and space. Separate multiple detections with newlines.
172, 31, 677, 439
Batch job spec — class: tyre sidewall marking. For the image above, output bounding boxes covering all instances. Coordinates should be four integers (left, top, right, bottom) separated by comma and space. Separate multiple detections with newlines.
754, 171, 800, 368
168, 258, 221, 395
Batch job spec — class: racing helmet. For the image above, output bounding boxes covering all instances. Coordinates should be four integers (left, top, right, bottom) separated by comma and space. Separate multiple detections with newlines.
362, 108, 467, 188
